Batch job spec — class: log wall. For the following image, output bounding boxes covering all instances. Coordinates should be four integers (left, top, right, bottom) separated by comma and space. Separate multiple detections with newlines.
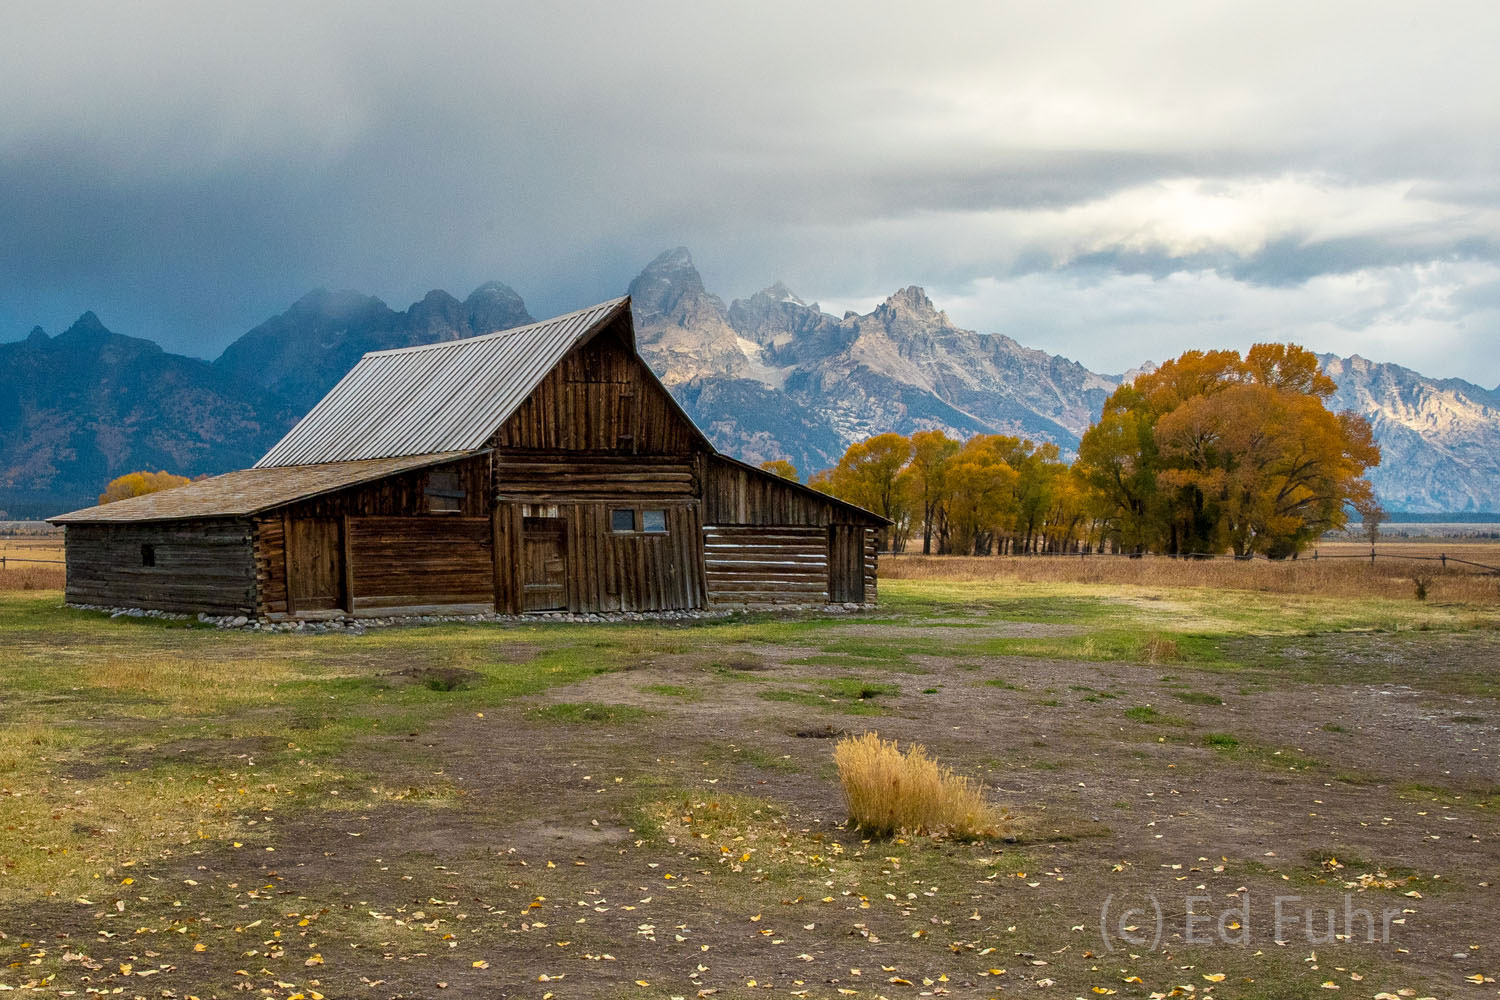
703, 525, 829, 606
348, 516, 494, 612
493, 451, 696, 502
64, 519, 256, 615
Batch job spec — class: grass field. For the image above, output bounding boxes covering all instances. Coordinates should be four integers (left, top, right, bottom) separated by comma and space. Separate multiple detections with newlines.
2, 562, 1498, 997
0, 535, 64, 592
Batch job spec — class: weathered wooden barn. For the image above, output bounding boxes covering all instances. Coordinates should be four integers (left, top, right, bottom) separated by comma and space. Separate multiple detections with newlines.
51, 297, 887, 619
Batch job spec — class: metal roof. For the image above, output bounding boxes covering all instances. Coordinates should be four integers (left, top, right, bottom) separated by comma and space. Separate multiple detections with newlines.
50, 452, 475, 524
255, 297, 629, 468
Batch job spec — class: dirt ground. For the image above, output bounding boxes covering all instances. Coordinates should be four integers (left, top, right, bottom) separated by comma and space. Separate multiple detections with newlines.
2, 587, 1497, 1000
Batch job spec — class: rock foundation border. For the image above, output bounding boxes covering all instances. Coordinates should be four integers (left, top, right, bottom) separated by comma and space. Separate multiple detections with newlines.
64, 602, 874, 634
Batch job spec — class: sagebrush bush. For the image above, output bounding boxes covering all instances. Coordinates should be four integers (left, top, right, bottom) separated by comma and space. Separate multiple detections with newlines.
833, 731, 1006, 839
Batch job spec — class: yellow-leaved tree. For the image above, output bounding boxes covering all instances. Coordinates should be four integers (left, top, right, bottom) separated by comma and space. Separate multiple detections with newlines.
98, 470, 191, 505
758, 459, 799, 481
1075, 343, 1379, 557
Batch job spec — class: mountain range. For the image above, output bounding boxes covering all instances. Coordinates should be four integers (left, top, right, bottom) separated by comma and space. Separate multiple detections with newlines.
3, 248, 1497, 517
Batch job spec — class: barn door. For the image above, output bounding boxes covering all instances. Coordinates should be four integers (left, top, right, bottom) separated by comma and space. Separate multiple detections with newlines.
522, 517, 567, 611
287, 516, 344, 613
828, 524, 865, 604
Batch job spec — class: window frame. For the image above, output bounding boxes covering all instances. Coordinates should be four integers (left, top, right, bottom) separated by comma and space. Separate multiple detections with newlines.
609, 508, 637, 533
424, 469, 466, 514
641, 509, 668, 534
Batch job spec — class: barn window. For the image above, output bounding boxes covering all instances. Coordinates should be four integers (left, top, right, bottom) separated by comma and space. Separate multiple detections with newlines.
140, 543, 156, 567
610, 509, 636, 532
425, 470, 465, 513
641, 509, 667, 534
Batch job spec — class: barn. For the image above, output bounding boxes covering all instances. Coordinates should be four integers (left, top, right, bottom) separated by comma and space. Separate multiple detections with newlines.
49, 297, 888, 619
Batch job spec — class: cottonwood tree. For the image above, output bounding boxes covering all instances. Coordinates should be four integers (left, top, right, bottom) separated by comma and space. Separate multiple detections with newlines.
1076, 343, 1378, 557
98, 470, 191, 505
758, 458, 799, 481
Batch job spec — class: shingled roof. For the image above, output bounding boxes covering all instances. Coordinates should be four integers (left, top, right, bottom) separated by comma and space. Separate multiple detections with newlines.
255, 297, 630, 468
50, 452, 475, 524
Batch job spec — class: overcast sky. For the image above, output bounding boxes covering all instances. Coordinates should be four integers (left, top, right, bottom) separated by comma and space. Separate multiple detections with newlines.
3, 1, 1499, 384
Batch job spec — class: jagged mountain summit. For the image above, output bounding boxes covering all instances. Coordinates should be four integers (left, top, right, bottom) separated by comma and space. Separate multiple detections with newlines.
1, 284, 532, 516
1321, 354, 1500, 512
0, 313, 294, 515
215, 282, 533, 412
629, 248, 1117, 473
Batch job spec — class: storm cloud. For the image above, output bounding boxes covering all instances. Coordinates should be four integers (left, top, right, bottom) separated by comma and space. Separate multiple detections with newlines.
3, 1, 1498, 382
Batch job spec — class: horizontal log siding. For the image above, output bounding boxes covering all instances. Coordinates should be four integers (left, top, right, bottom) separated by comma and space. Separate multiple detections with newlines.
348, 516, 494, 610
64, 520, 256, 615
491, 319, 701, 454
492, 451, 696, 502
703, 525, 829, 606
864, 528, 878, 604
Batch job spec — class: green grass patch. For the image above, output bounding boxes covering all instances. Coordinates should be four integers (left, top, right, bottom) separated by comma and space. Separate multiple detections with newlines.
1175, 690, 1224, 705
759, 677, 898, 715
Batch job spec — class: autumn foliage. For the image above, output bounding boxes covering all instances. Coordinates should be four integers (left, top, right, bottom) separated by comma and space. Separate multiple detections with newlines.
1076, 343, 1379, 556
757, 458, 799, 481
811, 343, 1379, 559
98, 470, 191, 505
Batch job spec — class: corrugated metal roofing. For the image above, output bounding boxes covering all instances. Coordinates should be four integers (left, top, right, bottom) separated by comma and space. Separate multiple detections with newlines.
49, 452, 475, 524
255, 298, 629, 468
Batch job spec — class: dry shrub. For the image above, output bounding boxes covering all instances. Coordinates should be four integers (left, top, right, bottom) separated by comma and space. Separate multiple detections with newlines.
834, 731, 1006, 839
1410, 573, 1433, 601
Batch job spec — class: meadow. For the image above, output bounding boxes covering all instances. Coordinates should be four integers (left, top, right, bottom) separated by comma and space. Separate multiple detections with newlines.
1, 550, 1497, 997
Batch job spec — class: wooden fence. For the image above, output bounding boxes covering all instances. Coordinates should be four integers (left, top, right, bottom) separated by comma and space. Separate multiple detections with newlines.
936, 548, 1500, 574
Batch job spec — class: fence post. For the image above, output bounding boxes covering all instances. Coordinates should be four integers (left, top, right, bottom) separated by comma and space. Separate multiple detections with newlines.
1370, 549, 1376, 565
1441, 552, 1447, 568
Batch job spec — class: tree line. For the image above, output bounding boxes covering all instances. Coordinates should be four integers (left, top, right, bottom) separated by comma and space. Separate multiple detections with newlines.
771, 343, 1380, 558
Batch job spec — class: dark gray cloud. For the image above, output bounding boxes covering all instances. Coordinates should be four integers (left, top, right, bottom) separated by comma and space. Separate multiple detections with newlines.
3, 1, 1499, 380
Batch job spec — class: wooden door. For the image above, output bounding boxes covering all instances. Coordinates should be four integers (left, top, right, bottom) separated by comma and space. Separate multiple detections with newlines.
287, 516, 344, 612
828, 524, 865, 604
522, 517, 567, 611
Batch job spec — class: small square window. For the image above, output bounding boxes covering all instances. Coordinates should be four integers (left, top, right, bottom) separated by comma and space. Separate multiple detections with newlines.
641, 509, 667, 534
426, 470, 465, 513
140, 543, 156, 567
610, 509, 636, 532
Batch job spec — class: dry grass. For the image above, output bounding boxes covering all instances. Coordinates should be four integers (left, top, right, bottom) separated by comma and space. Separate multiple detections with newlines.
0, 564, 65, 591
0, 535, 65, 591
884, 545, 1500, 604
1141, 634, 1182, 663
833, 731, 1007, 839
